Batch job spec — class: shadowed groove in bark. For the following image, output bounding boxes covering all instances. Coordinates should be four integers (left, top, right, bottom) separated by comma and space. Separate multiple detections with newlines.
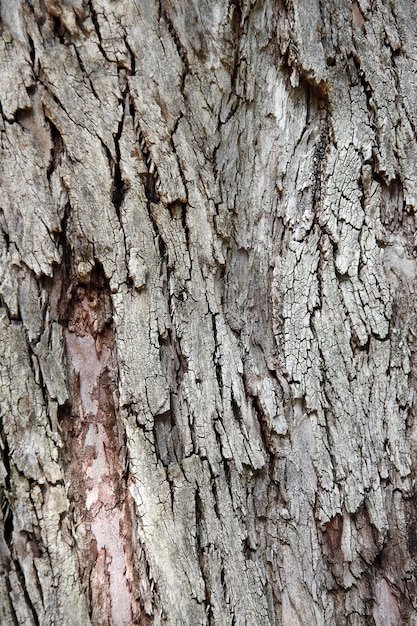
0, 437, 38, 626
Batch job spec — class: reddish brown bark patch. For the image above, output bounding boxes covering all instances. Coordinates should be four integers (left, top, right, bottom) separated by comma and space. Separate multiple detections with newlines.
322, 513, 343, 557
58, 265, 152, 625
351, 1, 366, 33
373, 578, 401, 626
321, 513, 345, 587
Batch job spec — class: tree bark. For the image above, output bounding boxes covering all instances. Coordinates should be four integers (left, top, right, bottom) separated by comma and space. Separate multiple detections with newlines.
1, 0, 417, 624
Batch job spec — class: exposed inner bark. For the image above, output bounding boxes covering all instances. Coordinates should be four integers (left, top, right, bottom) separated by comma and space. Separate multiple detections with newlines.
57, 264, 150, 626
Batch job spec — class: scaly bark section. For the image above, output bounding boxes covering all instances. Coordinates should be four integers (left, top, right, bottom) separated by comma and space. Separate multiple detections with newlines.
1, 1, 417, 625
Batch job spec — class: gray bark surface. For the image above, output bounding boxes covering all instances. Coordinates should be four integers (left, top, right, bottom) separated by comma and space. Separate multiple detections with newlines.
0, 1, 417, 624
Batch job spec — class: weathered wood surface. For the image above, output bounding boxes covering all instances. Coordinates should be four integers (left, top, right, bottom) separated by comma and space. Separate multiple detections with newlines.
1, 1, 417, 624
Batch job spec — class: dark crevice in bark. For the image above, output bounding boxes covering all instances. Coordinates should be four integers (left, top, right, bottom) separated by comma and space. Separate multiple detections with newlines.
404, 493, 417, 609
0, 429, 13, 575
49, 13, 69, 46
135, 123, 161, 204
72, 42, 88, 77
3, 575, 19, 626
159, 1, 190, 92
27, 345, 59, 447
189, 415, 198, 455
111, 115, 126, 216
230, 392, 242, 425
124, 36, 136, 76
347, 53, 397, 186
56, 201, 71, 283
26, 30, 36, 67
40, 79, 79, 132
380, 175, 406, 232
350, 334, 370, 355
348, 53, 374, 115
126, 87, 159, 203
16, 556, 41, 626
212, 313, 223, 394
0, 222, 10, 255
222, 457, 234, 506
242, 374, 278, 479
98, 137, 124, 218
0, 300, 20, 324
153, 409, 180, 470
195, 488, 212, 621
87, 0, 112, 64
384, 40, 416, 147
178, 201, 190, 250
320, 513, 346, 587
173, 337, 188, 387
145, 171, 160, 205
3, 496, 41, 626
209, 467, 221, 519
46, 118, 64, 181
171, 134, 189, 205
229, 1, 243, 98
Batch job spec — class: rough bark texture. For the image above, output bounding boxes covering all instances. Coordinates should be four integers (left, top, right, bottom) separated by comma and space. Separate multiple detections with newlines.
1, 1, 417, 624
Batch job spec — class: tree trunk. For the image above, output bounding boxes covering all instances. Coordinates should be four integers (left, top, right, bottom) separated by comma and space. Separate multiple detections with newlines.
1, 1, 417, 624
